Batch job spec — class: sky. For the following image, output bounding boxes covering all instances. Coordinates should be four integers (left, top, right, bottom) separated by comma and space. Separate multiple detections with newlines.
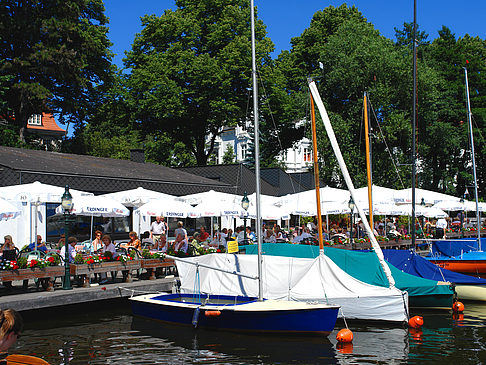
104, 0, 486, 69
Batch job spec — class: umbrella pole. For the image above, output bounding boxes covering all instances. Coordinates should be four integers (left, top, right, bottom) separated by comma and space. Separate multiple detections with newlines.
90, 216, 93, 242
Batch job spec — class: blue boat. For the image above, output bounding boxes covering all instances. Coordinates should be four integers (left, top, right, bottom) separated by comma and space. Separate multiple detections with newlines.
130, 293, 339, 335
384, 249, 486, 301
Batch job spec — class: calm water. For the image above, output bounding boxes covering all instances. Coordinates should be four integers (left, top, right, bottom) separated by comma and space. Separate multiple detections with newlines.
12, 301, 486, 364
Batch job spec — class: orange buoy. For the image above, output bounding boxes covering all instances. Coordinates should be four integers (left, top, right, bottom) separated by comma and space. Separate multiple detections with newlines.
336, 328, 353, 343
408, 315, 424, 328
204, 310, 221, 317
452, 301, 465, 312
336, 342, 354, 354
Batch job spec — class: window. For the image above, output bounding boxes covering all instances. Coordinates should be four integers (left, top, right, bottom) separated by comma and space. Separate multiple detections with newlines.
303, 148, 312, 162
28, 114, 42, 126
241, 143, 247, 160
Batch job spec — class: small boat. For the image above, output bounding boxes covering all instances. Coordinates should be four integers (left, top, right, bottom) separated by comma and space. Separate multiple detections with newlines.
130, 293, 339, 334
130, 0, 340, 335
426, 238, 486, 279
384, 249, 486, 302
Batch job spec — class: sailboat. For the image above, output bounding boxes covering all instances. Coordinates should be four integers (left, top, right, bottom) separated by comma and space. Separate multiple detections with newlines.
129, 0, 340, 335
426, 66, 486, 277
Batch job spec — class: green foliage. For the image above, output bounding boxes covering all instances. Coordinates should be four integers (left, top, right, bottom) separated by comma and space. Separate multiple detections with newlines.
222, 144, 235, 164
0, 0, 113, 141
124, 0, 275, 165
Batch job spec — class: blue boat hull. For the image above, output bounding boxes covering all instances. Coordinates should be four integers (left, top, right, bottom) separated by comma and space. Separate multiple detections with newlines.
130, 293, 339, 335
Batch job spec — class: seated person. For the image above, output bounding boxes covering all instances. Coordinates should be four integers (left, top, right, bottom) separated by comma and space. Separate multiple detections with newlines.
263, 229, 276, 243
273, 225, 285, 241
28, 235, 47, 253
91, 230, 103, 253
101, 235, 118, 259
198, 227, 210, 242
122, 231, 141, 251
245, 227, 256, 243
294, 228, 314, 243
60, 236, 77, 263
154, 233, 168, 252
0, 235, 15, 253
0, 235, 16, 261
57, 234, 65, 249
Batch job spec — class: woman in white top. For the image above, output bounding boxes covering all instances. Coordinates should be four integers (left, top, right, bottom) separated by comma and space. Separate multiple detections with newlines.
91, 230, 103, 253
102, 234, 118, 259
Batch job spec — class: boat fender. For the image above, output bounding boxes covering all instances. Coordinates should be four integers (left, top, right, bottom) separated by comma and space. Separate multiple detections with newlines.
192, 307, 201, 328
336, 328, 353, 343
204, 310, 221, 317
452, 301, 465, 312
408, 316, 424, 328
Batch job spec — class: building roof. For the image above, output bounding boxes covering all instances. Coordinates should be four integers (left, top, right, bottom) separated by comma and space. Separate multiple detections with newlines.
0, 146, 230, 195
260, 168, 309, 196
26, 113, 65, 136
178, 164, 279, 196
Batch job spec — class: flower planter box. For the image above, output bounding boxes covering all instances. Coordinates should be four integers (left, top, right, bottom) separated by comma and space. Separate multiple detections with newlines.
70, 260, 142, 287
141, 258, 176, 280
0, 266, 65, 292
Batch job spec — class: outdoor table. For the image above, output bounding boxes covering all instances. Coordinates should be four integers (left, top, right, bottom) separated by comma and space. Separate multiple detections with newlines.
70, 260, 142, 287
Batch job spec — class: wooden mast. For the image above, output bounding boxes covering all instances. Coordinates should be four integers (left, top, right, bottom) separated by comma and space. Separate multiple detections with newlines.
310, 92, 324, 252
364, 92, 373, 228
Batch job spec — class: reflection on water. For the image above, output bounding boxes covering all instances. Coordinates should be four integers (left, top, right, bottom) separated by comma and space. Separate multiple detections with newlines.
9, 302, 486, 364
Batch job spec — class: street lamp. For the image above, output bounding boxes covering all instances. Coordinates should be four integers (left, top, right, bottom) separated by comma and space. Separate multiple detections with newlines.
241, 191, 250, 245
61, 185, 73, 290
348, 196, 355, 248
420, 197, 426, 237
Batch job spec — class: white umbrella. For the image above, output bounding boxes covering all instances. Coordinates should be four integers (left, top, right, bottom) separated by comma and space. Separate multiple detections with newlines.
0, 181, 93, 202
434, 200, 485, 212
179, 190, 241, 206
247, 203, 290, 220
100, 187, 176, 208
55, 196, 130, 217
0, 198, 21, 221
406, 204, 448, 218
189, 201, 246, 218
136, 199, 195, 218
394, 188, 460, 206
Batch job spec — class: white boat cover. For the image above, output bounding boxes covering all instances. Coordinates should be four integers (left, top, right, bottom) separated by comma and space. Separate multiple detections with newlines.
176, 254, 409, 322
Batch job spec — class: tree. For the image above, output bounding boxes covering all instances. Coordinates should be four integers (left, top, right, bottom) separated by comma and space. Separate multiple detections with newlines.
124, 0, 275, 165
0, 0, 113, 142
222, 144, 235, 164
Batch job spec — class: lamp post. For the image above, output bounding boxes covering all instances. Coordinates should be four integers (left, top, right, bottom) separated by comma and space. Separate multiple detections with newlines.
61, 185, 73, 290
241, 191, 250, 245
420, 197, 426, 238
348, 197, 355, 248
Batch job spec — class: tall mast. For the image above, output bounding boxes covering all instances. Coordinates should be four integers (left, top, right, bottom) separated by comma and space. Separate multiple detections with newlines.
310, 91, 324, 253
309, 81, 396, 288
364, 92, 373, 228
464, 67, 482, 250
250, 0, 263, 301
411, 0, 418, 249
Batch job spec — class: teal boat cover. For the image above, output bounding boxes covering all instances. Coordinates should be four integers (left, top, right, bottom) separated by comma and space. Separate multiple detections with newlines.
243, 243, 453, 297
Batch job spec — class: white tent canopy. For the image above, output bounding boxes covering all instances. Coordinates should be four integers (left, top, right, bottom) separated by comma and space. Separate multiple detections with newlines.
100, 187, 176, 208
177, 254, 408, 322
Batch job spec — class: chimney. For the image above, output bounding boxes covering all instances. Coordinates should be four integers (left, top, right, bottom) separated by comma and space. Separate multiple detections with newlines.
130, 149, 145, 163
